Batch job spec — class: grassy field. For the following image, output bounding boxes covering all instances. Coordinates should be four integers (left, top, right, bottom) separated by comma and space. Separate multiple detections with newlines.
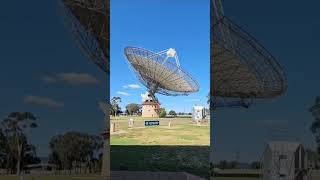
110, 116, 210, 178
111, 145, 210, 178
0, 176, 104, 180
0, 176, 255, 180
214, 178, 258, 180
0, 176, 251, 180
110, 116, 209, 145
1, 174, 318, 180
1, 171, 319, 180
110, 116, 320, 179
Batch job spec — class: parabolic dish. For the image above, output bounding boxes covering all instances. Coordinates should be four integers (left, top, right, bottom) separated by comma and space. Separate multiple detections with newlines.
124, 47, 199, 96
211, 16, 287, 108
62, 0, 109, 73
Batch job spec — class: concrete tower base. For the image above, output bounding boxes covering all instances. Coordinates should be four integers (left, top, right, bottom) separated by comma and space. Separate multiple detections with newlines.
142, 101, 160, 118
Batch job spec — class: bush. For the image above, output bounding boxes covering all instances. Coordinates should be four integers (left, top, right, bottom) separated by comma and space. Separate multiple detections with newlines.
159, 108, 166, 118
168, 110, 177, 117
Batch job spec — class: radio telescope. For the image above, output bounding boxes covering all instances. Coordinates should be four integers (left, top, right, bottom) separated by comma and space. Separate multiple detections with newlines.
61, 0, 109, 73
124, 47, 199, 117
210, 0, 287, 176
60, 0, 110, 178
211, 0, 287, 109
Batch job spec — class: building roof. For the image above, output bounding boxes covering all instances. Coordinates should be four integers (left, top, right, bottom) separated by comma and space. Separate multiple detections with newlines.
267, 141, 303, 153
193, 106, 204, 110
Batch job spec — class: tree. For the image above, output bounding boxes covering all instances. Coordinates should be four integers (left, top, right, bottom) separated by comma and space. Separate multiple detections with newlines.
49, 132, 103, 173
7, 134, 40, 172
2, 112, 38, 175
125, 103, 140, 115
0, 129, 7, 168
306, 149, 320, 169
168, 110, 177, 117
309, 96, 320, 154
159, 108, 166, 118
217, 160, 228, 169
250, 161, 261, 169
110, 97, 121, 116
0, 129, 40, 174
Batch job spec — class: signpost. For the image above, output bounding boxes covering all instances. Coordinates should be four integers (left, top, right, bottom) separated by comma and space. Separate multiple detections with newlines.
145, 120, 160, 126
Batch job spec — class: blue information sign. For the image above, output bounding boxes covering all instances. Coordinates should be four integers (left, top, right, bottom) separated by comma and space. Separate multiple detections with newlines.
145, 120, 160, 126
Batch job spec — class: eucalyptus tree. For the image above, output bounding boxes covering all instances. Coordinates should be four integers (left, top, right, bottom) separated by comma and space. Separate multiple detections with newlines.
310, 97, 320, 154
1, 112, 38, 175
125, 103, 140, 115
110, 97, 121, 116
168, 110, 177, 117
49, 132, 103, 173
0, 129, 7, 168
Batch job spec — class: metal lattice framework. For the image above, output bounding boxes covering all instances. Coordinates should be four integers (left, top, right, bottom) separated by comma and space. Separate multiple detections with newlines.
124, 47, 199, 97
211, 0, 287, 109
61, 0, 109, 73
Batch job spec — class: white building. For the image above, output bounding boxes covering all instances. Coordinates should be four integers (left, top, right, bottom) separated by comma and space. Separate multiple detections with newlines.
262, 141, 309, 180
192, 106, 206, 122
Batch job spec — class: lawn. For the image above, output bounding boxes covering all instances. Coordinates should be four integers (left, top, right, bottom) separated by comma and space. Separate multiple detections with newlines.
109, 116, 320, 180
110, 116, 210, 145
0, 176, 258, 180
110, 116, 210, 177
214, 178, 258, 180
1, 171, 319, 180
111, 145, 210, 178
212, 171, 320, 180
0, 176, 104, 180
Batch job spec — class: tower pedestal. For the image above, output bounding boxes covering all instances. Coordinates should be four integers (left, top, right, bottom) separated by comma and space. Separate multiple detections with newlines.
142, 101, 160, 118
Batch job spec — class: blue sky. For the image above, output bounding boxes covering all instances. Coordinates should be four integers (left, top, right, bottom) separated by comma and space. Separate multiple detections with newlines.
110, 0, 210, 113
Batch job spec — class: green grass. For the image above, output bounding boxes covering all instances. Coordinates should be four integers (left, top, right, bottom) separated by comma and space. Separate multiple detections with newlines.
212, 172, 320, 180
111, 145, 210, 178
109, 117, 320, 179
0, 176, 104, 180
214, 178, 258, 180
110, 116, 210, 145
1, 172, 319, 180
110, 116, 210, 177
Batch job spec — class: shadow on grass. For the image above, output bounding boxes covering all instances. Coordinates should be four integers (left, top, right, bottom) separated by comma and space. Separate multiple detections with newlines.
111, 145, 209, 178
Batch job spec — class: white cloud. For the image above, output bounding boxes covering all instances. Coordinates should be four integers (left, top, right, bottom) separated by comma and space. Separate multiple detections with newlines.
123, 84, 142, 89
42, 76, 57, 83
43, 73, 99, 85
23, 95, 64, 108
117, 91, 130, 96
185, 98, 201, 102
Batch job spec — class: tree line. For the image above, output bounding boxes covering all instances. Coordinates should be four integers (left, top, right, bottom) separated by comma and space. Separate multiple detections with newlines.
110, 96, 190, 117
0, 112, 104, 175
309, 96, 320, 166
48, 132, 103, 174
110, 97, 141, 116
0, 112, 39, 174
216, 161, 261, 169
